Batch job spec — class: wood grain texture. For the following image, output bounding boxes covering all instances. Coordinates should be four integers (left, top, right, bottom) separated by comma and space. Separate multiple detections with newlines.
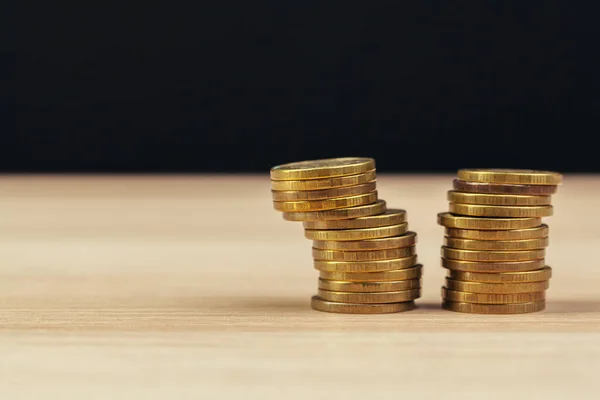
0, 175, 599, 399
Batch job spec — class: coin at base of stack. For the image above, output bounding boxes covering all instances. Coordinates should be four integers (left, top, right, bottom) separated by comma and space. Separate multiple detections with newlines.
270, 157, 421, 314
442, 301, 546, 314
439, 169, 562, 314
311, 297, 416, 314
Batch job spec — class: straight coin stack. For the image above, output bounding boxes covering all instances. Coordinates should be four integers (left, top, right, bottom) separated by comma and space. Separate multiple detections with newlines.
270, 157, 422, 314
438, 169, 563, 314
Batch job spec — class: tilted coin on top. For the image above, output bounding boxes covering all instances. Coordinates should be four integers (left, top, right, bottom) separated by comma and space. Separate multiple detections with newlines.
271, 157, 375, 180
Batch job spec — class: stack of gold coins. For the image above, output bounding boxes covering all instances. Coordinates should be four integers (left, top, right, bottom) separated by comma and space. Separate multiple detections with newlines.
438, 169, 563, 314
271, 157, 422, 314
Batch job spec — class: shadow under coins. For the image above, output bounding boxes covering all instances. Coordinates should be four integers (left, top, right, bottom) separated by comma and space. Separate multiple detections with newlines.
413, 302, 442, 311
206, 297, 443, 313
198, 298, 600, 315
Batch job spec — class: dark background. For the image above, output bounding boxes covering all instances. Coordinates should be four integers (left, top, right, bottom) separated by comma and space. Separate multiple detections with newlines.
11, 2, 600, 173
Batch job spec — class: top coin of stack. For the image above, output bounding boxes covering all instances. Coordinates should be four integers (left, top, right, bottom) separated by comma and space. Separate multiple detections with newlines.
438, 169, 563, 314
270, 157, 422, 314
271, 157, 380, 220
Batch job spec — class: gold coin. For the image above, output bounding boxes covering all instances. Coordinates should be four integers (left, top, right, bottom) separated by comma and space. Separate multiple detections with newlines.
283, 200, 386, 221
447, 191, 552, 206
274, 192, 377, 212
445, 278, 549, 293
311, 296, 416, 314
305, 223, 408, 241
315, 255, 418, 272
318, 288, 421, 303
319, 278, 421, 293
313, 232, 417, 251
442, 288, 546, 304
270, 157, 375, 180
447, 267, 552, 283
449, 203, 553, 218
312, 246, 415, 261
453, 179, 559, 195
271, 170, 376, 191
271, 182, 376, 202
442, 247, 545, 262
319, 264, 423, 281
444, 237, 548, 251
445, 225, 549, 240
442, 258, 545, 272
457, 169, 563, 185
437, 212, 541, 230
303, 209, 406, 230
442, 300, 546, 314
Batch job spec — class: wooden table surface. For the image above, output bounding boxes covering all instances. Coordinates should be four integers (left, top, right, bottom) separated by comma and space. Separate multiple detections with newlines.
0, 175, 599, 399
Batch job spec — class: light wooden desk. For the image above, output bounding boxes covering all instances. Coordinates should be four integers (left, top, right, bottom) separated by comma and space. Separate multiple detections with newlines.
0, 175, 598, 399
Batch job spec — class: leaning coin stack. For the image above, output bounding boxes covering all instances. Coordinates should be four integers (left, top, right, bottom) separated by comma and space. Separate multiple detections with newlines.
438, 169, 563, 314
271, 157, 422, 314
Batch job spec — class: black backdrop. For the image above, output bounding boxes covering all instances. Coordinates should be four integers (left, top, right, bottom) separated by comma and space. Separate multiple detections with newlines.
11, 2, 600, 172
